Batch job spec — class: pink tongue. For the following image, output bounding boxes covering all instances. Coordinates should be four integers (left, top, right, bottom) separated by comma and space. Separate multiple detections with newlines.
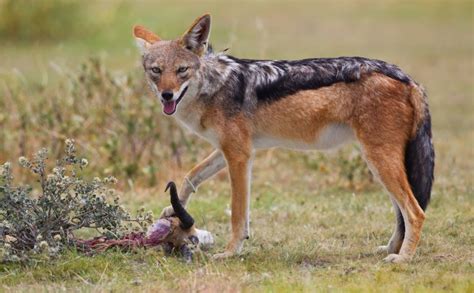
163, 100, 177, 115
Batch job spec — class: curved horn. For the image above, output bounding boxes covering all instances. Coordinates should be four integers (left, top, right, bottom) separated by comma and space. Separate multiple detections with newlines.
165, 181, 194, 230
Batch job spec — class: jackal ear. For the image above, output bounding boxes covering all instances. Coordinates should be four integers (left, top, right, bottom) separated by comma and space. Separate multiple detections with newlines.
181, 14, 211, 56
133, 25, 161, 54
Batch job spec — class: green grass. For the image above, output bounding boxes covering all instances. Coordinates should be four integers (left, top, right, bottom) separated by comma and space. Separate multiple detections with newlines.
1, 182, 473, 291
1, 0, 473, 291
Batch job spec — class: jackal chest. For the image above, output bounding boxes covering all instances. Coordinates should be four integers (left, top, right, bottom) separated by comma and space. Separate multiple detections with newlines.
175, 111, 220, 147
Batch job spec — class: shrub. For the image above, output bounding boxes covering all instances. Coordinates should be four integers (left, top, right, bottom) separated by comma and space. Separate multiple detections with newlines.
0, 139, 150, 262
0, 57, 203, 187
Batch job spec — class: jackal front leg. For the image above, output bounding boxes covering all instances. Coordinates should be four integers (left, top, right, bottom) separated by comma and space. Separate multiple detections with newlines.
213, 147, 253, 260
160, 150, 226, 218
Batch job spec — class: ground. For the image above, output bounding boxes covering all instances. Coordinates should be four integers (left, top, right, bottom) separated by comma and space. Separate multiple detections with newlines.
0, 0, 473, 292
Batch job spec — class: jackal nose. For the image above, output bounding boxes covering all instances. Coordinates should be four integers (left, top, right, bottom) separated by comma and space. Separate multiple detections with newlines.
161, 91, 174, 101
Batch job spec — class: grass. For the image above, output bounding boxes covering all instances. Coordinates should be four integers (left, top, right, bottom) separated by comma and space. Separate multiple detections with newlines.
1, 0, 473, 291
1, 179, 472, 291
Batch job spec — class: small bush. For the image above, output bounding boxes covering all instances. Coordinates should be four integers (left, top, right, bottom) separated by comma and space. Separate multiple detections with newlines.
0, 57, 203, 187
0, 139, 150, 263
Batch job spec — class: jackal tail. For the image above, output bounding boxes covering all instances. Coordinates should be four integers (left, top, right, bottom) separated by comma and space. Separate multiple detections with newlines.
405, 84, 435, 211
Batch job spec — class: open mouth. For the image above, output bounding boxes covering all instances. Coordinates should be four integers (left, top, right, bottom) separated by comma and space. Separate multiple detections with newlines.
162, 86, 188, 115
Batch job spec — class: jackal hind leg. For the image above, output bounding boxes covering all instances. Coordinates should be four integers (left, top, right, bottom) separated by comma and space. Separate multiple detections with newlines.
376, 198, 405, 255
363, 145, 425, 263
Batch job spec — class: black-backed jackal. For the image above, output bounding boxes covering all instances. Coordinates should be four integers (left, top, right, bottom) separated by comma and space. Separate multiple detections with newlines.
133, 14, 434, 263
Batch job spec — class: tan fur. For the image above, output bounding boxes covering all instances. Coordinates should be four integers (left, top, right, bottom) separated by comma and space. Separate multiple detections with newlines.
254, 81, 354, 143
349, 73, 425, 260
219, 115, 253, 253
178, 150, 226, 206
253, 72, 420, 144
133, 25, 160, 44
158, 69, 181, 93
360, 145, 425, 260
408, 84, 427, 137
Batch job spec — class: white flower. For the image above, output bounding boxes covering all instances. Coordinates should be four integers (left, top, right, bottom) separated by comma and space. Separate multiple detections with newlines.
80, 158, 88, 167
65, 139, 74, 146
2, 162, 11, 170
39, 241, 49, 250
18, 156, 29, 167
52, 167, 63, 175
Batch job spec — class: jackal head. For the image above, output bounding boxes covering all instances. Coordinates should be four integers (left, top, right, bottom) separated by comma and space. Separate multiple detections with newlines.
133, 14, 211, 115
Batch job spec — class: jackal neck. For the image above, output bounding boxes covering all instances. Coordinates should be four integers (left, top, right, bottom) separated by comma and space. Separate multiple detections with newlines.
199, 53, 234, 98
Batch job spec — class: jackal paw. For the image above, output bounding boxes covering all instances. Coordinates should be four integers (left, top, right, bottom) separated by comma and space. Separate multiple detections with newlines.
212, 251, 237, 260
383, 253, 411, 263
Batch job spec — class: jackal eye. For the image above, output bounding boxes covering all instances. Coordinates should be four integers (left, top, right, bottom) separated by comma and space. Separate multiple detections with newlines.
150, 67, 161, 74
177, 66, 188, 74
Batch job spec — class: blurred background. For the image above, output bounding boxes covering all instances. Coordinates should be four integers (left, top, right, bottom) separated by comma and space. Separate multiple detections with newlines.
0, 0, 472, 193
